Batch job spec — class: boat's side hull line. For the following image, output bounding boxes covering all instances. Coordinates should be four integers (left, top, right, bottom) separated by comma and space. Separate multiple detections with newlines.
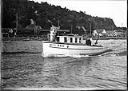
42, 42, 110, 57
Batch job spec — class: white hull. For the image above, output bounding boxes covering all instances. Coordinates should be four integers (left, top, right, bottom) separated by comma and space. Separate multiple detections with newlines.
42, 42, 110, 57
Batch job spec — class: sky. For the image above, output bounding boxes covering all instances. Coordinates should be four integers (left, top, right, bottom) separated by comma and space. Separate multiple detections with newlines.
32, 0, 127, 27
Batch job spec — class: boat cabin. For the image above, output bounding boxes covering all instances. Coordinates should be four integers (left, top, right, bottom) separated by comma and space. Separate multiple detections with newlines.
49, 26, 86, 44
56, 34, 84, 44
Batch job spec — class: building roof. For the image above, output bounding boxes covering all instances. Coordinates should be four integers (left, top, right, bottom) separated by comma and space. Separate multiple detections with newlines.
40, 29, 70, 32
106, 30, 116, 33
57, 33, 82, 37
94, 29, 106, 34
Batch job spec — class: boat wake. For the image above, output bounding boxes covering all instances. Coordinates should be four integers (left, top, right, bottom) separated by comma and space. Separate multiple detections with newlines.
46, 49, 113, 58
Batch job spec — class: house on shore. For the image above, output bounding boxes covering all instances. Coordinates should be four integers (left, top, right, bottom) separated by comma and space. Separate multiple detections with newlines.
105, 30, 117, 37
93, 29, 126, 38
93, 29, 106, 37
114, 29, 127, 37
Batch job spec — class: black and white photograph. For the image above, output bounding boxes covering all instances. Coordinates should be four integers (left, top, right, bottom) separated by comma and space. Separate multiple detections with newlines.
1, 0, 127, 90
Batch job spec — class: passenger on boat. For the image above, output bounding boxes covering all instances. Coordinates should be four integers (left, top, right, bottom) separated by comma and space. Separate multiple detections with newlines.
86, 37, 92, 46
54, 33, 58, 42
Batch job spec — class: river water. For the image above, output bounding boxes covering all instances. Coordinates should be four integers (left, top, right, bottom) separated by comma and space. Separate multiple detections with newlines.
1, 40, 127, 90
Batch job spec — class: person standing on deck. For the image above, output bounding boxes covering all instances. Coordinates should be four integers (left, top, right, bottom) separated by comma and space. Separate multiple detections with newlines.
86, 35, 92, 46
49, 25, 59, 42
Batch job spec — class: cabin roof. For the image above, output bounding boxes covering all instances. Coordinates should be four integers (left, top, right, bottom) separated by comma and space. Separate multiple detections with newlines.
57, 35, 83, 38
94, 29, 106, 33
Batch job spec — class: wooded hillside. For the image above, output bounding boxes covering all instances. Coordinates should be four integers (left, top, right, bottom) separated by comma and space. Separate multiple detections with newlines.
2, 0, 117, 34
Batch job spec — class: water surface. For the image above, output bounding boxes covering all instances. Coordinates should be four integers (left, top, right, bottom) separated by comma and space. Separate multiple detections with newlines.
2, 53, 127, 89
1, 39, 127, 90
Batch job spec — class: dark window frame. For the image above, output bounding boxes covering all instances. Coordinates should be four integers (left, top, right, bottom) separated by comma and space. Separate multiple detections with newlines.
64, 37, 67, 42
70, 37, 73, 43
79, 38, 81, 43
75, 38, 77, 43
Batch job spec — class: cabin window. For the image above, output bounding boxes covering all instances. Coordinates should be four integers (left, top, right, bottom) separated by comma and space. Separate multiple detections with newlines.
64, 37, 67, 42
70, 38, 73, 43
79, 38, 81, 43
75, 38, 77, 43
57, 37, 59, 42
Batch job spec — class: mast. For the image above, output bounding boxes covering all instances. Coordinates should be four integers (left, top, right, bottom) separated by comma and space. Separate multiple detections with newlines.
57, 20, 59, 27
16, 0, 20, 34
16, 13, 18, 33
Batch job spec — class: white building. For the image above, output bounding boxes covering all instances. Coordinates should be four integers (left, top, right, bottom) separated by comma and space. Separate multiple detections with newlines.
93, 29, 106, 36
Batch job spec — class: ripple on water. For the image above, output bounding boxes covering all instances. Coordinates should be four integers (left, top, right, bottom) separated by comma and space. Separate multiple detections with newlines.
38, 55, 127, 89
1, 49, 127, 89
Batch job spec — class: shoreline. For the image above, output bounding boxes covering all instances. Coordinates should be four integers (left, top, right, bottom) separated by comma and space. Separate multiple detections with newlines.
2, 36, 127, 41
